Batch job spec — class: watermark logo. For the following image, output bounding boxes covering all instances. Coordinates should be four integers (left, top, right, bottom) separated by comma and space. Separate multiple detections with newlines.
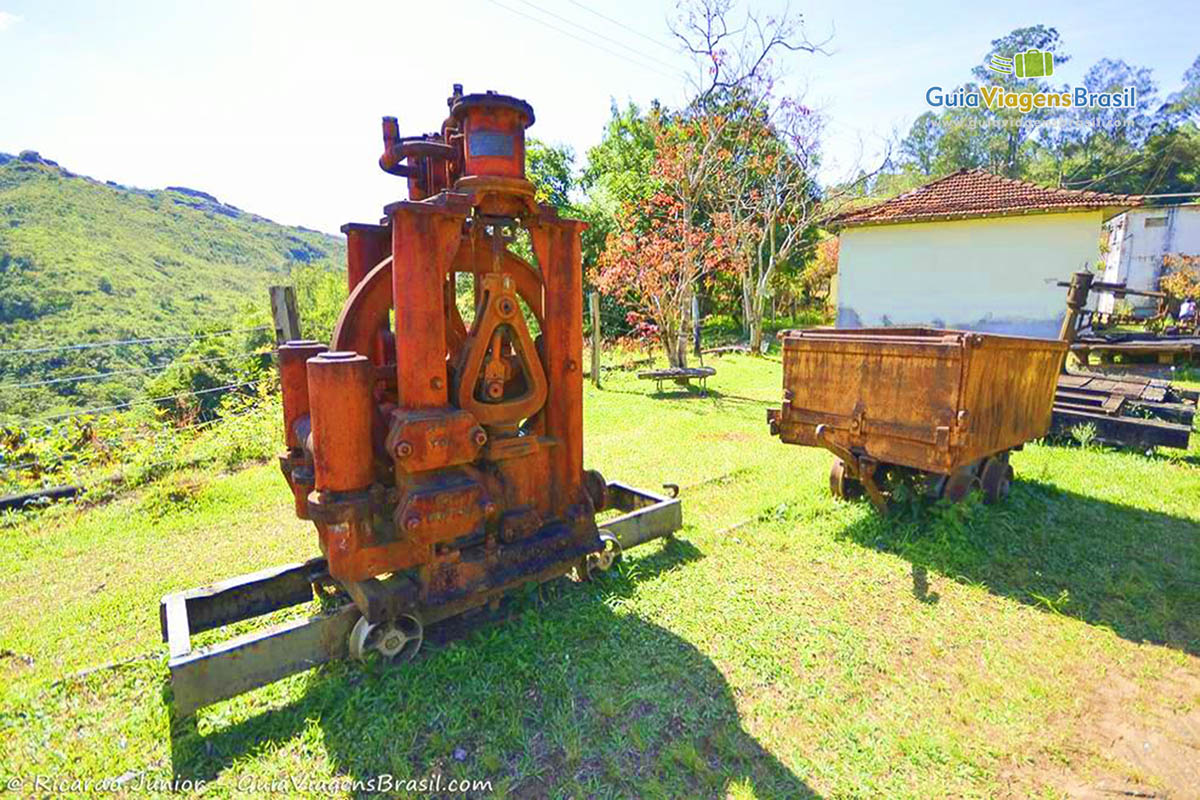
926, 49, 1135, 113
988, 49, 1054, 79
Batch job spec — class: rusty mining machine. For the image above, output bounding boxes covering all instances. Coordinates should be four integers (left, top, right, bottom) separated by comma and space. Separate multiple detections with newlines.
159, 86, 681, 716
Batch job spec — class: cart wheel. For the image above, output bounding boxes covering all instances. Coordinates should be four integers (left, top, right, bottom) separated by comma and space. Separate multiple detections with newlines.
829, 459, 863, 500
980, 454, 1013, 505
942, 466, 981, 503
348, 613, 423, 663
583, 531, 623, 580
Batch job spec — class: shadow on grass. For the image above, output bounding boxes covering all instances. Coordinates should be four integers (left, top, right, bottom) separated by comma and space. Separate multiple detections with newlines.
167, 538, 820, 798
837, 479, 1200, 656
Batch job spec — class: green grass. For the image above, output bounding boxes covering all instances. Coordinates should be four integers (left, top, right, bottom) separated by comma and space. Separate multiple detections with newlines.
1, 354, 1198, 797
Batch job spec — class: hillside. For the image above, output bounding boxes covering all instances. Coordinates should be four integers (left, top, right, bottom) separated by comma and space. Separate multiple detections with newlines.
0, 151, 345, 417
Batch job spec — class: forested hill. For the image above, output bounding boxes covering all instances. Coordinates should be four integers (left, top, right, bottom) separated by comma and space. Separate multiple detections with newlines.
0, 151, 345, 416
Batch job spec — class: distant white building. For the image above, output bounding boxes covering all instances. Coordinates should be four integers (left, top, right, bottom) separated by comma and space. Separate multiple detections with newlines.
1099, 204, 1200, 313
831, 170, 1139, 338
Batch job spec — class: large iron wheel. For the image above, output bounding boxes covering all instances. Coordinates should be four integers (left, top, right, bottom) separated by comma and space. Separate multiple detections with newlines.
979, 453, 1013, 505
829, 458, 864, 501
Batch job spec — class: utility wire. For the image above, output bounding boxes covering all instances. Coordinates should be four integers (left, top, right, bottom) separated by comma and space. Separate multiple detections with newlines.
0, 350, 272, 392
513, 0, 678, 72
566, 0, 677, 53
22, 378, 269, 424
484, 0, 676, 79
0, 326, 271, 358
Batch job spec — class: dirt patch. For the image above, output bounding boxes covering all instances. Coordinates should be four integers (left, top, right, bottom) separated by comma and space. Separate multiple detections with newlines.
0, 648, 35, 677
699, 431, 754, 442
1050, 667, 1200, 799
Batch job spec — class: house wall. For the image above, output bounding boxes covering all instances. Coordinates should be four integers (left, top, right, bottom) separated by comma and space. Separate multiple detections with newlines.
1100, 206, 1200, 312
835, 211, 1105, 338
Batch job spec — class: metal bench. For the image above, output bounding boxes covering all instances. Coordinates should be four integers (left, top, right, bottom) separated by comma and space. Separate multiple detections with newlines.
637, 366, 716, 395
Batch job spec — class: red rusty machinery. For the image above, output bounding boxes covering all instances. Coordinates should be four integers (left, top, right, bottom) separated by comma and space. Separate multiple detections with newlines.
284, 85, 607, 650
160, 86, 680, 714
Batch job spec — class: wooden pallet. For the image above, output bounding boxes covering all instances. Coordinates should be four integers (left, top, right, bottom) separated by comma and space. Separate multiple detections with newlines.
1051, 372, 1196, 450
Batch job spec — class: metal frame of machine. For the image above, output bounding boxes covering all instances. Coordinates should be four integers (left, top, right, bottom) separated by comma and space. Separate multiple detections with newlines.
159, 85, 682, 715
161, 483, 679, 716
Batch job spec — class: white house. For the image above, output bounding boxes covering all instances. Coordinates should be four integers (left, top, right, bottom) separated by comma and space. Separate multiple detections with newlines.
831, 170, 1139, 338
1099, 204, 1200, 313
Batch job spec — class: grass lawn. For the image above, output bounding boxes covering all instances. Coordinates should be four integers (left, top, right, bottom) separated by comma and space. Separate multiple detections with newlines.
1, 353, 1198, 798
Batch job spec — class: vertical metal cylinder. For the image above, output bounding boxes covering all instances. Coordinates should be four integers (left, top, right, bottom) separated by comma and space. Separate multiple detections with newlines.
341, 223, 391, 292
450, 93, 533, 180
307, 351, 374, 493
278, 340, 327, 449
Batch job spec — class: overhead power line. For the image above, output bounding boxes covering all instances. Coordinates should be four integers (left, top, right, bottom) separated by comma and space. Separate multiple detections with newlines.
25, 378, 269, 424
0, 326, 271, 358
566, 0, 677, 53
0, 350, 272, 392
513, 0, 678, 72
484, 0, 677, 79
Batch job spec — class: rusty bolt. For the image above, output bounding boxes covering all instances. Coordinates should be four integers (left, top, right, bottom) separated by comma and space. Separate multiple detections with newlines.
431, 376, 445, 390
473, 428, 488, 446
565, 358, 577, 373
395, 441, 413, 458
484, 501, 497, 515
497, 298, 516, 316
405, 514, 421, 530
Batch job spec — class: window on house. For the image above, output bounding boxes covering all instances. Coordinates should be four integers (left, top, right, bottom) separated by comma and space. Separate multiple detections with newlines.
1144, 217, 1167, 228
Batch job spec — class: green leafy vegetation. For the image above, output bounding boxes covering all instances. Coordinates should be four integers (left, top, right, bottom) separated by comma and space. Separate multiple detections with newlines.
0, 152, 345, 417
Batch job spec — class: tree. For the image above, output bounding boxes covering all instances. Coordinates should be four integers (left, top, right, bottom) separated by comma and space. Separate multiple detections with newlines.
711, 103, 824, 350
1165, 54, 1200, 125
525, 138, 575, 211
969, 25, 1071, 178
595, 131, 738, 367
801, 236, 839, 306
579, 104, 662, 338
581, 102, 661, 211
668, 0, 828, 355
901, 113, 942, 174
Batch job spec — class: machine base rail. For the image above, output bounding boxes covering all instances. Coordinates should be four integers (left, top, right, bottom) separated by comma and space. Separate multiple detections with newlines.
160, 482, 681, 717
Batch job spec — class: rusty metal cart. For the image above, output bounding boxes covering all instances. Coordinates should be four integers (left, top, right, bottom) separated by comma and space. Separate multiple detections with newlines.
768, 328, 1068, 513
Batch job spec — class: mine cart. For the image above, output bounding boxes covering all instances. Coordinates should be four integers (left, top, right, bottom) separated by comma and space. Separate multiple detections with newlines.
768, 328, 1067, 513
159, 85, 681, 716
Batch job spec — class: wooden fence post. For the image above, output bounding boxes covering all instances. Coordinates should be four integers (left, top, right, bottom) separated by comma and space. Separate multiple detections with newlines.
269, 285, 301, 345
589, 291, 601, 389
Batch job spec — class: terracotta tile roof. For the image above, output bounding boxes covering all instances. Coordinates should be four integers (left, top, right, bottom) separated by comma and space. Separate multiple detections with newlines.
832, 169, 1141, 227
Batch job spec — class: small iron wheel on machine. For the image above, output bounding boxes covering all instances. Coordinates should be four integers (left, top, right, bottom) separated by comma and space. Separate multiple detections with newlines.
349, 613, 423, 662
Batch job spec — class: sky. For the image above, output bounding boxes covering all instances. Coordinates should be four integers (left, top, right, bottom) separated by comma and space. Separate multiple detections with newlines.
0, 0, 1196, 235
